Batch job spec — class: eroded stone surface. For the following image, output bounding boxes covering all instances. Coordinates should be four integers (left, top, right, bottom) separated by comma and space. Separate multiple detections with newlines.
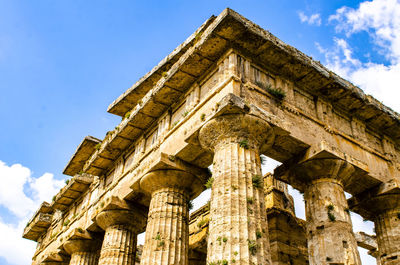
199, 114, 273, 265
23, 8, 400, 265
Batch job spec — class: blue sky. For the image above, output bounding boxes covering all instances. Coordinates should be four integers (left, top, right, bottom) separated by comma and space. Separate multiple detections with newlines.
1, 0, 399, 264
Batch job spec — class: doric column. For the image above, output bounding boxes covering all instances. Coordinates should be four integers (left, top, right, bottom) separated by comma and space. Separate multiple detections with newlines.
295, 158, 361, 265
64, 238, 101, 265
96, 201, 147, 265
362, 194, 400, 265
199, 113, 274, 265
139, 169, 203, 265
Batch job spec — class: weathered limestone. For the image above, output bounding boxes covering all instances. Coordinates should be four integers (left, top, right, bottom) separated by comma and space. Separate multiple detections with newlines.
96, 203, 147, 265
24, 8, 400, 265
139, 169, 203, 265
63, 239, 101, 265
351, 193, 400, 264
375, 203, 400, 264
199, 114, 274, 265
294, 159, 361, 265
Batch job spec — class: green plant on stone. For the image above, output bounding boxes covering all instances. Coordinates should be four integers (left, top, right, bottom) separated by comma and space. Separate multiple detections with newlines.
154, 232, 161, 241
65, 179, 70, 185
256, 230, 262, 239
265, 85, 286, 100
252, 175, 263, 189
182, 111, 189, 117
200, 113, 206, 121
157, 240, 165, 247
239, 139, 249, 149
222, 260, 228, 265
217, 236, 222, 245
95, 143, 101, 150
63, 219, 70, 226
248, 239, 258, 255
124, 111, 131, 120
247, 197, 254, 204
327, 204, 334, 211
205, 177, 214, 189
197, 217, 209, 228
187, 200, 194, 211
328, 212, 336, 222
260, 155, 267, 165
222, 236, 228, 243
204, 200, 210, 211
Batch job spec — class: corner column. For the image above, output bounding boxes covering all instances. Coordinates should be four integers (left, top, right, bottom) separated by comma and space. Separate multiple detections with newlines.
139, 169, 203, 265
364, 194, 400, 265
64, 238, 101, 265
199, 114, 274, 265
295, 159, 361, 265
96, 202, 147, 265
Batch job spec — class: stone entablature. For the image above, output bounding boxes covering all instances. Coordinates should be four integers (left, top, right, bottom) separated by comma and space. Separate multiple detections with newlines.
24, 8, 400, 265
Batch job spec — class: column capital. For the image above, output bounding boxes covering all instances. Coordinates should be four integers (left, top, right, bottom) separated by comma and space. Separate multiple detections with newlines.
140, 169, 203, 199
293, 158, 355, 185
199, 113, 274, 153
63, 238, 101, 255
95, 197, 147, 232
349, 193, 400, 220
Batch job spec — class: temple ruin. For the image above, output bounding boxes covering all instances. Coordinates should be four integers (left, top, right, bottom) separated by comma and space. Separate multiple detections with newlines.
23, 8, 400, 265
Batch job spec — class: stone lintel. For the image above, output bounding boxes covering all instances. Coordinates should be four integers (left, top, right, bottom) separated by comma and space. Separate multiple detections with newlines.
110, 7, 400, 145
52, 174, 94, 211
274, 144, 381, 195
63, 136, 101, 176
355, 232, 378, 252
23, 202, 53, 241
64, 227, 94, 242
23, 212, 53, 241
141, 152, 211, 184
348, 180, 400, 220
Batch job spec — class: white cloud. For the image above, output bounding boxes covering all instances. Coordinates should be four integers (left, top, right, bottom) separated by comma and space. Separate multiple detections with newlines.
298, 11, 322, 26
318, 0, 400, 113
0, 160, 64, 265
0, 217, 36, 265
329, 0, 400, 63
0, 161, 35, 218
30, 173, 64, 203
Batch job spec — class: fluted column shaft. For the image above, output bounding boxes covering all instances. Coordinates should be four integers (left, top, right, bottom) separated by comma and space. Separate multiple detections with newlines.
208, 138, 271, 264
375, 208, 400, 264
140, 187, 189, 265
304, 178, 361, 265
98, 224, 137, 265
70, 252, 98, 265
199, 114, 274, 265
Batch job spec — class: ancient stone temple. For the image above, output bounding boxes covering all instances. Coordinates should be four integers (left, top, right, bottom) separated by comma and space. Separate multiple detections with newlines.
23, 8, 400, 265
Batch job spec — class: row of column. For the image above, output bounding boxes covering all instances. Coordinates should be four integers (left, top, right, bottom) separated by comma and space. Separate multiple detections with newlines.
53, 113, 399, 265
